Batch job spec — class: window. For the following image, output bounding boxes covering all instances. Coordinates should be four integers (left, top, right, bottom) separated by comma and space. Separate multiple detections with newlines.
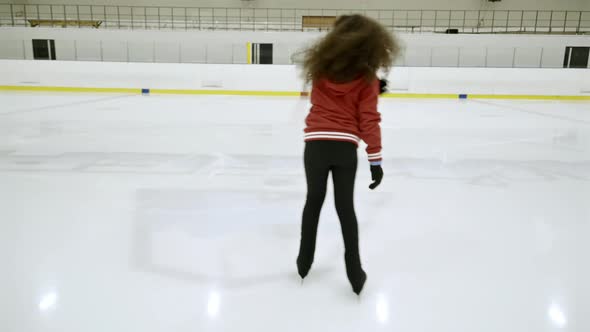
251, 43, 273, 65
32, 39, 56, 60
563, 47, 589, 68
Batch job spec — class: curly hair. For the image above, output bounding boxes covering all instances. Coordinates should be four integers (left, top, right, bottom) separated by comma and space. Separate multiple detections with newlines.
302, 14, 400, 83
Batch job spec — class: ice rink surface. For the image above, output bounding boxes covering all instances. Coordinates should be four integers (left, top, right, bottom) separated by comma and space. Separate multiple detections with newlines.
0, 92, 589, 332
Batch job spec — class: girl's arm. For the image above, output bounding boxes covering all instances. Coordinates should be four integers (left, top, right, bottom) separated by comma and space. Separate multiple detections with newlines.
358, 80, 382, 165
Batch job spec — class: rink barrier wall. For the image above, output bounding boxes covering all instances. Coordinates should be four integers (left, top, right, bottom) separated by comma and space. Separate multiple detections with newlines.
1, 85, 590, 100
2, 61, 589, 100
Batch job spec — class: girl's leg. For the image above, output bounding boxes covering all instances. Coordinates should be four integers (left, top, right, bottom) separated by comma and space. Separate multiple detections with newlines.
332, 145, 366, 293
297, 142, 330, 278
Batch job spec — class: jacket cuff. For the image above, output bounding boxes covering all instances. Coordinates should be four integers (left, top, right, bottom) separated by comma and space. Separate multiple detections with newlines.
368, 151, 382, 163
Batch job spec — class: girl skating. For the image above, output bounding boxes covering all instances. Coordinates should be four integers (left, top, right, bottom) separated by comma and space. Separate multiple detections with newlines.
296, 14, 399, 295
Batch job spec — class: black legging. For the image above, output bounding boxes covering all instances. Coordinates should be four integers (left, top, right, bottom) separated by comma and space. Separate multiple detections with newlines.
297, 140, 365, 287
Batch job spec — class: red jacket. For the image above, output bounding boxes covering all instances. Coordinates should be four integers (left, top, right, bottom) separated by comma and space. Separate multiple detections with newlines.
304, 77, 382, 163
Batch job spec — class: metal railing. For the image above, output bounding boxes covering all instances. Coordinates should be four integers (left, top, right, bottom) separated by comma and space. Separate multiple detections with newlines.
0, 4, 589, 34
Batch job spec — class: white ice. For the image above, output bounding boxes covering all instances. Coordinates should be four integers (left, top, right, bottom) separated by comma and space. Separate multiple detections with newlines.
0, 92, 589, 332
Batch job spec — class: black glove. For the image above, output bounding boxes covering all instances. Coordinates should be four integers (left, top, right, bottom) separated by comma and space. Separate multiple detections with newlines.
379, 79, 388, 95
369, 165, 383, 190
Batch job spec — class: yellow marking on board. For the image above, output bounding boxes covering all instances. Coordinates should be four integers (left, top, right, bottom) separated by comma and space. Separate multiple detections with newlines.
468, 94, 590, 101
247, 42, 252, 64
381, 93, 458, 99
150, 89, 300, 96
0, 85, 139, 94
1, 85, 589, 101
